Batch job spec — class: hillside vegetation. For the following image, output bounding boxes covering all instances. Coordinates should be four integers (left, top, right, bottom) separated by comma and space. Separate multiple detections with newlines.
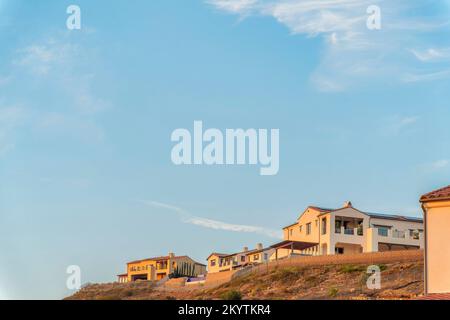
67, 260, 424, 300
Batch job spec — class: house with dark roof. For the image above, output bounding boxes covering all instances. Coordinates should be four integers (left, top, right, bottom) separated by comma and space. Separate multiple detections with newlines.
280, 201, 424, 258
420, 185, 450, 295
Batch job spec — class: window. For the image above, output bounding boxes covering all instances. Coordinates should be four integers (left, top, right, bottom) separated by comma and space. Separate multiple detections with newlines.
299, 225, 302, 233
377, 226, 389, 237
210, 259, 216, 267
335, 247, 344, 254
264, 253, 268, 260
321, 217, 327, 235
253, 254, 259, 260
241, 256, 246, 262
410, 229, 423, 240
306, 223, 312, 235
335, 220, 342, 233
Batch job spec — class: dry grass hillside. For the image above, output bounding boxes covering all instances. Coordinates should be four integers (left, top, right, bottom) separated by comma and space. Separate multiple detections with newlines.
67, 260, 424, 300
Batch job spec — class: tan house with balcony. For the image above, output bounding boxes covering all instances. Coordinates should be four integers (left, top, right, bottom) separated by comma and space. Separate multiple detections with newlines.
280, 201, 423, 258
420, 185, 450, 295
118, 252, 206, 282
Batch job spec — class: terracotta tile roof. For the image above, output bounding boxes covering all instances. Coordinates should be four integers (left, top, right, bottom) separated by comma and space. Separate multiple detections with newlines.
127, 255, 187, 264
417, 293, 450, 300
420, 185, 450, 202
206, 253, 229, 260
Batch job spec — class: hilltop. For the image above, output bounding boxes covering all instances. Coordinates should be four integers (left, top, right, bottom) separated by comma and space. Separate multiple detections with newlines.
67, 259, 424, 300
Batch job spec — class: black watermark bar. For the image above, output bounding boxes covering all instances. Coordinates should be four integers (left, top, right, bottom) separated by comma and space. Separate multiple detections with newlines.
2, 300, 450, 319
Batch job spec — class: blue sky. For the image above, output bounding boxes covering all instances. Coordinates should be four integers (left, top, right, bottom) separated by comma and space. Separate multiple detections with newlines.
1, 0, 450, 299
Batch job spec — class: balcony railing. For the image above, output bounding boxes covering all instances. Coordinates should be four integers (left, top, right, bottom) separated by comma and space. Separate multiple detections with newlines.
344, 228, 354, 235
392, 230, 406, 239
335, 226, 363, 236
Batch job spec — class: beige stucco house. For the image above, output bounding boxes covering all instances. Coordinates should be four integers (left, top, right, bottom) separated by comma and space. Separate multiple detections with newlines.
207, 244, 274, 273
118, 252, 206, 282
278, 201, 424, 258
420, 185, 450, 295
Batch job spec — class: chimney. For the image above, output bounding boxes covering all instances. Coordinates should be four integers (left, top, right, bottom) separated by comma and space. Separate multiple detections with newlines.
344, 201, 352, 208
256, 243, 263, 250
243, 247, 249, 252
168, 252, 175, 258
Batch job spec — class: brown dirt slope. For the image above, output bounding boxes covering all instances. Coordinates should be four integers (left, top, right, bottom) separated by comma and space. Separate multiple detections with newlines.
67, 260, 424, 300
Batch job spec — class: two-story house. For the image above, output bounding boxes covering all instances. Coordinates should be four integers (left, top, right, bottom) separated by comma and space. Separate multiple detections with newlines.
207, 244, 274, 273
118, 252, 206, 282
279, 201, 423, 258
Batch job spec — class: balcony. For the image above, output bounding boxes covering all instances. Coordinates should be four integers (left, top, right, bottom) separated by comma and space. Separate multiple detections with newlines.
336, 226, 363, 236
368, 227, 424, 251
335, 217, 364, 236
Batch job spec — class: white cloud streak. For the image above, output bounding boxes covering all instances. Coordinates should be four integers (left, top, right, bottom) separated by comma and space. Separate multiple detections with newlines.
411, 48, 450, 62
430, 159, 449, 170
141, 200, 282, 239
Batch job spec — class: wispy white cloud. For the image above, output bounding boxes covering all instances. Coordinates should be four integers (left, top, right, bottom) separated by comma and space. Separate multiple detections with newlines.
411, 48, 450, 62
5, 36, 110, 146
14, 41, 77, 76
207, 0, 450, 89
141, 200, 282, 239
418, 159, 450, 173
140, 200, 187, 215
207, 0, 258, 13
430, 159, 450, 170
381, 115, 419, 136
184, 216, 282, 238
403, 69, 450, 83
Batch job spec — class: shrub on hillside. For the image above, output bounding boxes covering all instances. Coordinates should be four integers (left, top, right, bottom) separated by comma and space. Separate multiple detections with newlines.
328, 287, 339, 298
220, 290, 242, 300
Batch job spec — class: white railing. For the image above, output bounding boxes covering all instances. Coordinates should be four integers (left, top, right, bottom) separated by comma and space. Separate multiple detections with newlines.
392, 230, 406, 239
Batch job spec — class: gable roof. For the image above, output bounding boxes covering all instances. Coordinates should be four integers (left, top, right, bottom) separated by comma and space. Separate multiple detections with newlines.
127, 255, 188, 265
309, 206, 335, 212
206, 253, 229, 260
420, 185, 450, 202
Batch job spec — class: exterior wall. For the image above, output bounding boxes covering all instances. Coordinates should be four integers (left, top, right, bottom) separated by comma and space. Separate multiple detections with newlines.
247, 249, 274, 264
287, 207, 322, 243
127, 259, 156, 282
283, 206, 423, 257
423, 200, 450, 294
365, 227, 423, 253
207, 254, 227, 273
283, 207, 326, 255
328, 208, 369, 254
369, 218, 423, 232
126, 255, 206, 281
